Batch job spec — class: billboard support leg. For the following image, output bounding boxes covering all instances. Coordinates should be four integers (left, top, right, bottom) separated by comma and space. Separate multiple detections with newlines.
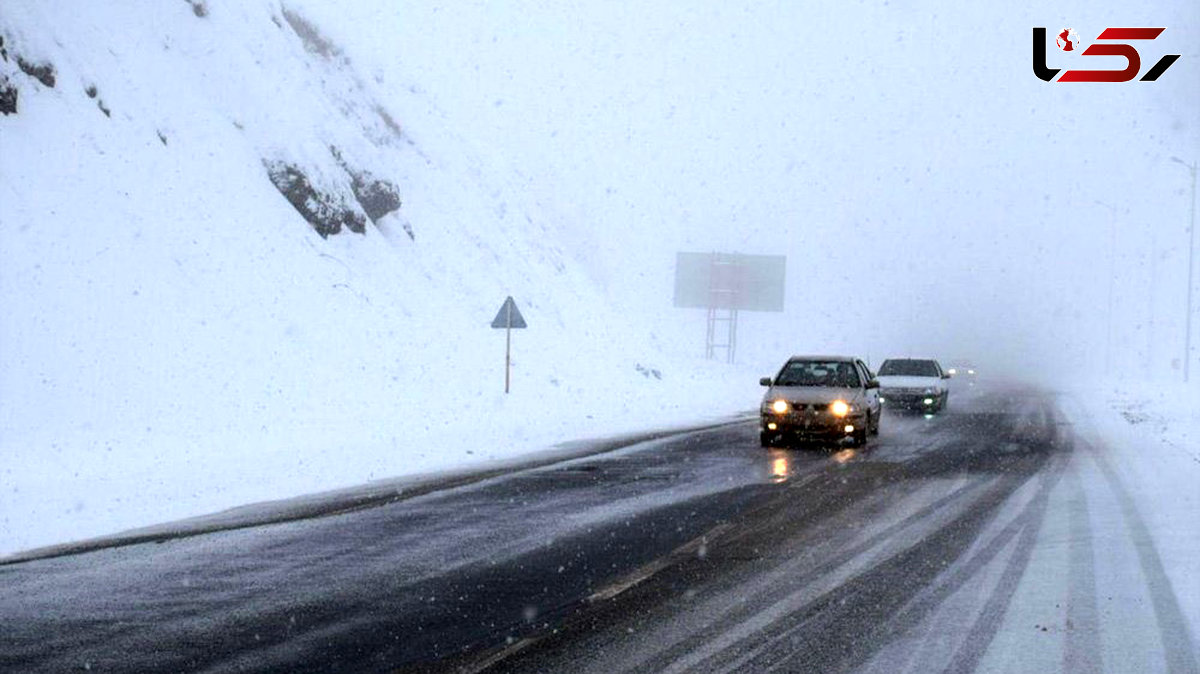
729, 308, 738, 364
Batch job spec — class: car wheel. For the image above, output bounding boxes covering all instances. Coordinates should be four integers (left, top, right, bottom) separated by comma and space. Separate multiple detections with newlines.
852, 425, 868, 447
868, 412, 879, 435
760, 431, 773, 447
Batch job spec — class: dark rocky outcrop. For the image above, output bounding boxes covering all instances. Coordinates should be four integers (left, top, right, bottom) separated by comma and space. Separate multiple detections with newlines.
349, 172, 401, 223
185, 0, 208, 18
265, 160, 366, 238
82, 84, 109, 116
17, 57, 54, 88
0, 76, 16, 115
329, 146, 402, 224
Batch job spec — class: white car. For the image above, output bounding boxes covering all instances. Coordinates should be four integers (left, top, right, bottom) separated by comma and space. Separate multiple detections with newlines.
876, 358, 950, 413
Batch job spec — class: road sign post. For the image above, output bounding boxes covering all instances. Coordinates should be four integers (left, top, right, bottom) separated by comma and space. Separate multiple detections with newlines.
490, 296, 527, 393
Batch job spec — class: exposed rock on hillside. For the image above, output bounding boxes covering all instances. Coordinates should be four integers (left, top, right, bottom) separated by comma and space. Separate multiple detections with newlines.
264, 160, 366, 238
184, 0, 208, 18
350, 172, 401, 223
16, 56, 54, 87
330, 146, 402, 224
0, 75, 15, 115
281, 6, 341, 61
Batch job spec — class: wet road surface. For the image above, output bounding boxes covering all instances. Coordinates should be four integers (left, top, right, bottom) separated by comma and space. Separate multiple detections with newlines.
1, 384, 1195, 673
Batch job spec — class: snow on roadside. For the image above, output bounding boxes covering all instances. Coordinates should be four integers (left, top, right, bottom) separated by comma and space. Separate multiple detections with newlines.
0, 2, 770, 557
1065, 381, 1200, 633
1, 358, 763, 559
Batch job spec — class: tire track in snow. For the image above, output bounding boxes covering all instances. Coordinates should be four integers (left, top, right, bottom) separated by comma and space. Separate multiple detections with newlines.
1061, 461, 1103, 673
648, 476, 1000, 674
933, 405, 1094, 674
1083, 435, 1200, 674
463, 388, 1076, 674
709, 449, 1064, 674
934, 453, 1065, 674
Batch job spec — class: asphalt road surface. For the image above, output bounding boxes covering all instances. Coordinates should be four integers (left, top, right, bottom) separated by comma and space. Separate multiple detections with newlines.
2, 383, 1196, 673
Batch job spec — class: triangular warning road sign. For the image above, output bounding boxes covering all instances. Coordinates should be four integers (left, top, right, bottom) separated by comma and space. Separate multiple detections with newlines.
490, 296, 527, 329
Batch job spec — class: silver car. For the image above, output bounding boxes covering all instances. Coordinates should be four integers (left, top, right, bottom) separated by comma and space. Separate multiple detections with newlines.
876, 358, 950, 412
759, 355, 881, 447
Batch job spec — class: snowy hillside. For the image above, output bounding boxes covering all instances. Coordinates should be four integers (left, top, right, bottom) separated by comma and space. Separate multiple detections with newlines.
0, 2, 756, 555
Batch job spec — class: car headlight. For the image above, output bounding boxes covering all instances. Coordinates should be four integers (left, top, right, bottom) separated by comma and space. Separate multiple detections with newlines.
771, 399, 789, 414
830, 400, 850, 417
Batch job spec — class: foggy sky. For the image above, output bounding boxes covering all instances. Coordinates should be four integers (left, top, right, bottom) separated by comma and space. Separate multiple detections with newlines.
314, 0, 1199, 381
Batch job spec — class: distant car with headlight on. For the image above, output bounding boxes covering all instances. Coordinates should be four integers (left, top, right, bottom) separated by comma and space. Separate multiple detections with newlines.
758, 355, 881, 447
876, 357, 949, 412
945, 360, 978, 386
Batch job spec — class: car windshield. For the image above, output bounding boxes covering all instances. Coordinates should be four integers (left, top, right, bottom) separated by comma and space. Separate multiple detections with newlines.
878, 360, 940, 377
775, 361, 861, 388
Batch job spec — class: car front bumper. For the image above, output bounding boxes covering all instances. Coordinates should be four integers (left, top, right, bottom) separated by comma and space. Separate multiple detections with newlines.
879, 390, 942, 409
760, 411, 865, 439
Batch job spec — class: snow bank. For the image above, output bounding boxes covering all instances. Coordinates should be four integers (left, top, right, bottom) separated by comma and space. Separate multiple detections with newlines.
0, 2, 764, 555
1067, 381, 1200, 634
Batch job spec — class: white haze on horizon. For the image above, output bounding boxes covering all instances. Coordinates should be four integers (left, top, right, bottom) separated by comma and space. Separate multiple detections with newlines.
309, 0, 1198, 383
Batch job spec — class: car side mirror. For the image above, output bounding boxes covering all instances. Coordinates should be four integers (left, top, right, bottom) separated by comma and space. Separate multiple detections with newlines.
759, 377, 773, 386
866, 379, 880, 389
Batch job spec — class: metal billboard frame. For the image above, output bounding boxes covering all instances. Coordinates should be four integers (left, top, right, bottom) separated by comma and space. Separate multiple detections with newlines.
673, 252, 787, 363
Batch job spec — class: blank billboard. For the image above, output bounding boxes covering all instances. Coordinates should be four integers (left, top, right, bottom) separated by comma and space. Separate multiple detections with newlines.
673, 252, 786, 311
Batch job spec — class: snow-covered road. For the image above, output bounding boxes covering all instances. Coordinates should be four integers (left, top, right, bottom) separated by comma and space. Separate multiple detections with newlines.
466, 384, 1200, 673
0, 381, 1196, 673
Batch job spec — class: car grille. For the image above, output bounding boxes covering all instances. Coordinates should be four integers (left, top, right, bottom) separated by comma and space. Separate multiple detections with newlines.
883, 387, 927, 395
786, 402, 829, 411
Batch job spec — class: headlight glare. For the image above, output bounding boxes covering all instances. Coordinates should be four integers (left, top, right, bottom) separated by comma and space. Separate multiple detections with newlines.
830, 400, 850, 417
771, 399, 789, 414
